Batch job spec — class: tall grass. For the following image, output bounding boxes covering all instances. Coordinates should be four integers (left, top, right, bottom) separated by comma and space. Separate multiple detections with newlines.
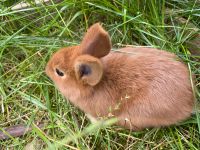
0, 0, 199, 149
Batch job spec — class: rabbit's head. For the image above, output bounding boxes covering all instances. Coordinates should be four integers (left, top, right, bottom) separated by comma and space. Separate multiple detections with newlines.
45, 23, 111, 98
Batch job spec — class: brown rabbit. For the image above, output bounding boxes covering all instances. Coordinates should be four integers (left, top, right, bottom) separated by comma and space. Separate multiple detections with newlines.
45, 23, 194, 130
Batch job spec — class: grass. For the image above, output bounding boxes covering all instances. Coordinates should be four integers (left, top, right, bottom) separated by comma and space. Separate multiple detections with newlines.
0, 0, 200, 149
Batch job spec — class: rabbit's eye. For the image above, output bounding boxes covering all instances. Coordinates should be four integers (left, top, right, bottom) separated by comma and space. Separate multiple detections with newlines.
55, 68, 64, 76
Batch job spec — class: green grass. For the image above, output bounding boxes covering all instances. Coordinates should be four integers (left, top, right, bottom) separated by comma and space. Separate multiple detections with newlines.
0, 0, 200, 149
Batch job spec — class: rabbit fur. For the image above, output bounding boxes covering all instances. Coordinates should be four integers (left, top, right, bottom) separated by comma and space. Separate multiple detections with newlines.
45, 23, 194, 130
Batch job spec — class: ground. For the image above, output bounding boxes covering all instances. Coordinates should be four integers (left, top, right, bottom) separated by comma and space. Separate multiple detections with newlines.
0, 0, 200, 149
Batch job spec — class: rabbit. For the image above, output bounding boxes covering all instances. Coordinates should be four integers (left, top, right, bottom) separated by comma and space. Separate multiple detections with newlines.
45, 23, 194, 130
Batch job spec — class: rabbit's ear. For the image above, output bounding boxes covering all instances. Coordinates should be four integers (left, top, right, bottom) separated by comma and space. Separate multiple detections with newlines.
80, 23, 111, 58
74, 55, 103, 86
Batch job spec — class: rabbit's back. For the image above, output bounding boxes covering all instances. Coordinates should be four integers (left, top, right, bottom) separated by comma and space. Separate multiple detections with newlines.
92, 47, 194, 129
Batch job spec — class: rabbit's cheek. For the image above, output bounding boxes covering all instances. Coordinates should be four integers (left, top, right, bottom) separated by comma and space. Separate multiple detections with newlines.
54, 79, 81, 101
61, 86, 81, 102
